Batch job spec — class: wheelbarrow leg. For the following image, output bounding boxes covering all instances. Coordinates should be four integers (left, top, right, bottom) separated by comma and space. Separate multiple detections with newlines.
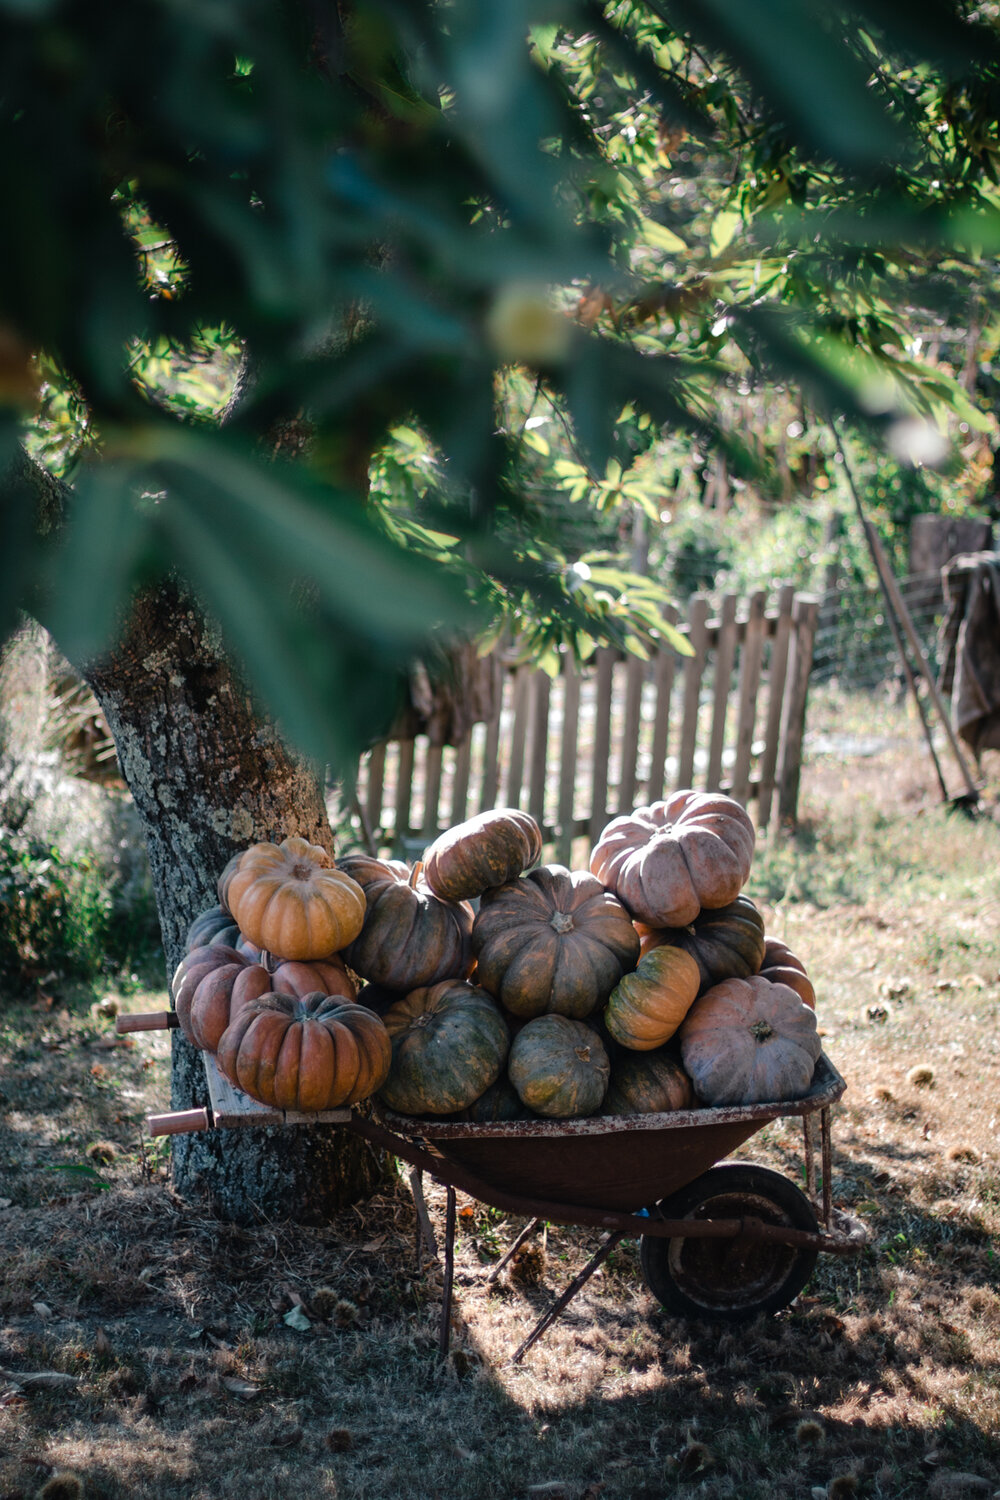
485, 1217, 544, 1285
438, 1186, 457, 1362
407, 1168, 438, 1267
511, 1231, 625, 1365
821, 1107, 833, 1230
803, 1113, 817, 1205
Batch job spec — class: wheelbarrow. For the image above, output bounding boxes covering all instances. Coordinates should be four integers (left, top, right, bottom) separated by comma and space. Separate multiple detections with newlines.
123, 1011, 866, 1362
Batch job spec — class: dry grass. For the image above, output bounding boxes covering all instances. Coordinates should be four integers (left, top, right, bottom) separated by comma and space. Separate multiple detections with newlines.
2, 705, 1000, 1499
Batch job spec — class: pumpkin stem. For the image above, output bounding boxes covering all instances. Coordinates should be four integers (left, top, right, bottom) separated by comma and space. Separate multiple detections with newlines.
291, 860, 315, 882
550, 911, 575, 934
574, 1045, 592, 1063
750, 1019, 774, 1043
409, 860, 424, 889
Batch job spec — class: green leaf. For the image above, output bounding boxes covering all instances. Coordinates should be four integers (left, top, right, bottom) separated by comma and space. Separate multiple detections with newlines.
638, 217, 688, 254
709, 209, 741, 259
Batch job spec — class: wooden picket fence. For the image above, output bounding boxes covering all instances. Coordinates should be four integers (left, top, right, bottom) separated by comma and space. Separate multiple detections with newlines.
354, 585, 820, 860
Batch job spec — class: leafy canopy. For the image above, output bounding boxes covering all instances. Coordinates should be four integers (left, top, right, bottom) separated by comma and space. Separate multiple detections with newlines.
3, 0, 1000, 764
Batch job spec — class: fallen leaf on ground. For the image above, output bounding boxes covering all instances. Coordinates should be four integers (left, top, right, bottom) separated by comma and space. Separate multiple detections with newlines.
221, 1377, 263, 1400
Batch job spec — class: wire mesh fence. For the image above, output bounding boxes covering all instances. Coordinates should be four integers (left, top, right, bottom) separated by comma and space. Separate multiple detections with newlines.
810, 569, 946, 690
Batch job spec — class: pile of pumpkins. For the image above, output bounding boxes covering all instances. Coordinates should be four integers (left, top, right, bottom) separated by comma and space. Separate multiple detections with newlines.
171, 791, 821, 1123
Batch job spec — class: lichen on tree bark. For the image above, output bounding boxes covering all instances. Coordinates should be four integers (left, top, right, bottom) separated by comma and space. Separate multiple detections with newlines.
82, 577, 386, 1222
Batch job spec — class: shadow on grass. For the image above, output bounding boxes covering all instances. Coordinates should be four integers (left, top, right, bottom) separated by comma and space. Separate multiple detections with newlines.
1, 1124, 998, 1500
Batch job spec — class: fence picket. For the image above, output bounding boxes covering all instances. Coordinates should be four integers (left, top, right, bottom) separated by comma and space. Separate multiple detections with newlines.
646, 606, 678, 803
505, 667, 531, 809
421, 744, 444, 841
479, 692, 503, 811
589, 648, 615, 842
450, 738, 471, 826
756, 584, 795, 826
528, 670, 551, 829
617, 654, 646, 813
394, 739, 415, 844
678, 595, 710, 789
707, 592, 738, 789
730, 589, 767, 803
556, 655, 581, 863
364, 742, 386, 833
775, 595, 820, 828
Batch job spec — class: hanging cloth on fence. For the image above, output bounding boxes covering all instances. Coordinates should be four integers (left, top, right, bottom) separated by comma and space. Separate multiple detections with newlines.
388, 639, 502, 747
937, 551, 1000, 757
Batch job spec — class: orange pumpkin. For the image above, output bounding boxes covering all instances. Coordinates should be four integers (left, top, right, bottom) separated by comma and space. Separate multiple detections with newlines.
225, 837, 365, 960
603, 945, 700, 1051
759, 937, 816, 1010
590, 791, 755, 928
217, 992, 391, 1111
172, 944, 356, 1052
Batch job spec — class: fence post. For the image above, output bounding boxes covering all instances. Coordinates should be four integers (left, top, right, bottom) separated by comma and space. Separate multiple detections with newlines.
774, 594, 820, 831
756, 583, 795, 828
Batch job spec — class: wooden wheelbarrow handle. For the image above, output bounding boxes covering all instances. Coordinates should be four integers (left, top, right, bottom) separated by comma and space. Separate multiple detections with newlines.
116, 1011, 179, 1033
147, 1108, 211, 1136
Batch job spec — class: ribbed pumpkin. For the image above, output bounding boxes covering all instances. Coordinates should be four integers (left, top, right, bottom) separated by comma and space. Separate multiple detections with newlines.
226, 837, 365, 960
508, 1015, 610, 1118
465, 1075, 531, 1122
355, 982, 408, 1019
217, 993, 390, 1111
422, 808, 542, 902
637, 895, 765, 992
338, 854, 474, 990
590, 791, 755, 928
184, 905, 245, 954
603, 1047, 694, 1116
472, 864, 641, 1020
172, 944, 356, 1052
760, 937, 816, 1010
678, 974, 821, 1106
604, 945, 700, 1051
379, 981, 510, 1116
216, 850, 246, 913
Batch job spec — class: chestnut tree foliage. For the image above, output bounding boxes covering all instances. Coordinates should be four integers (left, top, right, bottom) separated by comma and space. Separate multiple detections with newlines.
4, 0, 1000, 771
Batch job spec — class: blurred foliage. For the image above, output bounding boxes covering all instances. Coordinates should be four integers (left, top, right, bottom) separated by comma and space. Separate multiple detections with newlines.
4, 1, 1000, 767
0, 831, 149, 987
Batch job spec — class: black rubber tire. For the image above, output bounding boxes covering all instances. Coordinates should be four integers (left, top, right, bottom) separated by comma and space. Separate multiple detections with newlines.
640, 1162, 819, 1323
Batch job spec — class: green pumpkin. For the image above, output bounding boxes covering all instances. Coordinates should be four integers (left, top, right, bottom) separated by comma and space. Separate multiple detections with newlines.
508, 1015, 610, 1119
472, 864, 640, 1019
464, 1075, 532, 1122
379, 981, 510, 1116
603, 1047, 693, 1116
184, 905, 245, 955
338, 854, 474, 991
636, 895, 765, 992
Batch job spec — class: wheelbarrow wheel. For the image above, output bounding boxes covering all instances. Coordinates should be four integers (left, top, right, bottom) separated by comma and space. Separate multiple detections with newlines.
640, 1162, 818, 1322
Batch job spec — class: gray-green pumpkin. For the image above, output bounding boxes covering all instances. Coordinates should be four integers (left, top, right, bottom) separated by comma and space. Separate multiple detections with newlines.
508, 1015, 610, 1119
379, 980, 509, 1116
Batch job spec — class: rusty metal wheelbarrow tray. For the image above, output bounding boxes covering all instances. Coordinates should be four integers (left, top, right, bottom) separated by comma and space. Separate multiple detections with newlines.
378, 1052, 846, 1217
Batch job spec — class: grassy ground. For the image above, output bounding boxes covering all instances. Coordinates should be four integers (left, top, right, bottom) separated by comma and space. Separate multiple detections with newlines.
2, 690, 999, 1500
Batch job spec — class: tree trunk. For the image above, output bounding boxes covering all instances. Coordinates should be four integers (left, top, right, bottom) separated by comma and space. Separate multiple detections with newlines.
83, 578, 386, 1223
